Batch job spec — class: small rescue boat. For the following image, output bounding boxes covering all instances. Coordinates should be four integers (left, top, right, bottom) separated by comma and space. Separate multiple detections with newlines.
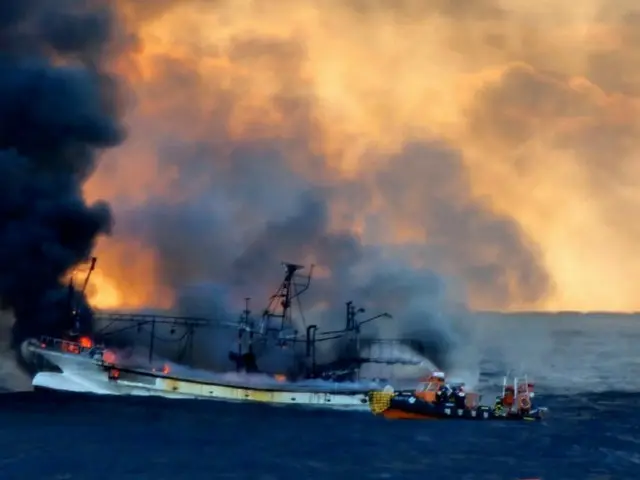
368, 371, 547, 421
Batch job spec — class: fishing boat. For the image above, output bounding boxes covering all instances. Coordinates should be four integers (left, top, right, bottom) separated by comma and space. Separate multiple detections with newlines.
368, 371, 548, 421
23, 260, 418, 410
26, 336, 377, 409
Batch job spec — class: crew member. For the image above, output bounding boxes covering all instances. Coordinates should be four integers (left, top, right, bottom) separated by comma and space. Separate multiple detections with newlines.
493, 395, 504, 415
442, 384, 454, 403
435, 385, 447, 404
454, 386, 466, 409
443, 384, 453, 403
518, 394, 532, 415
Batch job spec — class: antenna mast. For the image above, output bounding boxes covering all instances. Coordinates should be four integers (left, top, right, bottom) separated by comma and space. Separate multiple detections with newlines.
260, 262, 314, 335
67, 257, 98, 335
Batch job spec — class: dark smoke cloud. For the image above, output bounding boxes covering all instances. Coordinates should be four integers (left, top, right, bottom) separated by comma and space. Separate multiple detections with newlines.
120, 185, 465, 372
372, 141, 550, 308
112, 79, 541, 372
0, 0, 125, 346
100, 5, 553, 373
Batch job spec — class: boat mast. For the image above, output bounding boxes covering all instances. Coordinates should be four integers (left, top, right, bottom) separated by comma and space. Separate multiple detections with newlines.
260, 262, 313, 337
306, 324, 318, 376
235, 297, 255, 371
67, 256, 97, 335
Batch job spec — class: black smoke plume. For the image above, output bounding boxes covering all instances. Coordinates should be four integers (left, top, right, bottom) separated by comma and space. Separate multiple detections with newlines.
0, 1, 124, 346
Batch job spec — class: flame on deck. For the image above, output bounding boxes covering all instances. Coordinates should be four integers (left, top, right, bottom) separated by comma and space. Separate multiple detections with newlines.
152, 364, 171, 375
103, 349, 116, 364
58, 336, 94, 354
61, 342, 80, 354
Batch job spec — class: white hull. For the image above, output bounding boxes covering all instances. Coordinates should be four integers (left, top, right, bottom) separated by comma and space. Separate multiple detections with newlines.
29, 346, 372, 410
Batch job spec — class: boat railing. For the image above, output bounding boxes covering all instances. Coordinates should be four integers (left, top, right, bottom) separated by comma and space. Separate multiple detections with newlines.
93, 312, 230, 328
499, 374, 537, 412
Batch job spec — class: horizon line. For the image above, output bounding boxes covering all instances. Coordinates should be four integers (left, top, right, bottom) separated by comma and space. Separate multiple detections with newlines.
473, 310, 640, 315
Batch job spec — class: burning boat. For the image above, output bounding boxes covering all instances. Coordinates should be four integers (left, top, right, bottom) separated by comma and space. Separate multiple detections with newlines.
23, 260, 428, 410
26, 336, 375, 408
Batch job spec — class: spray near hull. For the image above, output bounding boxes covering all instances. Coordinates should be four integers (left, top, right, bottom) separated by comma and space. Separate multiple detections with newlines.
27, 340, 372, 410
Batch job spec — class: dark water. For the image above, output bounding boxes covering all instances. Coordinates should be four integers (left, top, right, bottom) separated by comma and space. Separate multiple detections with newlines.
0, 390, 638, 480
0, 313, 638, 479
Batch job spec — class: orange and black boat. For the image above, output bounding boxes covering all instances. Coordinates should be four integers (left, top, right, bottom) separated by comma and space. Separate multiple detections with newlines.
368, 372, 547, 421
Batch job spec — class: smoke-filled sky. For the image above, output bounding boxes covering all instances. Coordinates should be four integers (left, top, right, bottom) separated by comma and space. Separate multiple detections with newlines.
84, 0, 640, 313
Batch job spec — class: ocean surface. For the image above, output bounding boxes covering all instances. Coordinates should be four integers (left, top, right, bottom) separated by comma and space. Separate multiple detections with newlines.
1, 313, 639, 480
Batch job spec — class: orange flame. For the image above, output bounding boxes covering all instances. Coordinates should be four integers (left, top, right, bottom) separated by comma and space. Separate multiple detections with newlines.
153, 363, 171, 375
103, 349, 117, 364
62, 341, 80, 354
